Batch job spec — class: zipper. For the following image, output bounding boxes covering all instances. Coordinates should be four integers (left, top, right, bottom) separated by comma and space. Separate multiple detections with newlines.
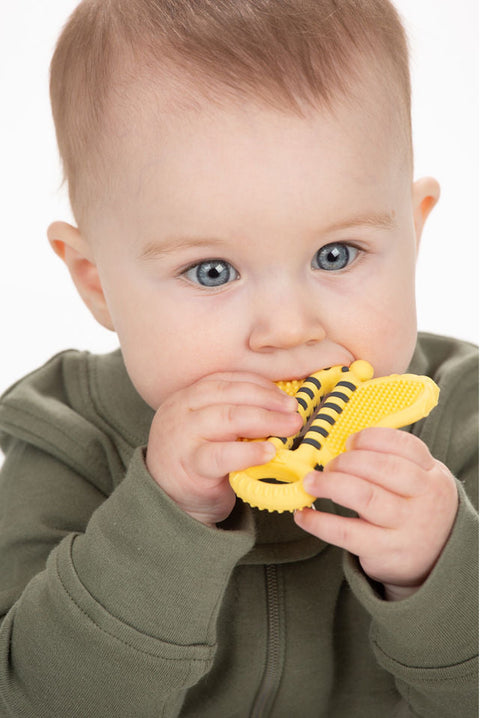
250, 564, 285, 717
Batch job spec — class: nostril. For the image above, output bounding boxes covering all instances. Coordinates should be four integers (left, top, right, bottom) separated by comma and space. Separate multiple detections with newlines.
249, 322, 326, 352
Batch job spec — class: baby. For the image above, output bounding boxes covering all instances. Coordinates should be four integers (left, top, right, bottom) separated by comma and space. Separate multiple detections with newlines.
0, 1, 477, 716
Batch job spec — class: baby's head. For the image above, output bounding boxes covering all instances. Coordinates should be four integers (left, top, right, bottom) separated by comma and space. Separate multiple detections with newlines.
50, 0, 414, 227
48, 0, 439, 409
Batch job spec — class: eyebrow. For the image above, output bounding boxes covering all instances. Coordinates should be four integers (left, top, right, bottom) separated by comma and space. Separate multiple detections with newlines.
324, 210, 397, 233
138, 210, 396, 260
139, 237, 228, 260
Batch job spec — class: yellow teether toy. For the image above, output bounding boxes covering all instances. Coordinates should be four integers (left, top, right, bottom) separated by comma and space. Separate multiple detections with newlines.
229, 360, 439, 513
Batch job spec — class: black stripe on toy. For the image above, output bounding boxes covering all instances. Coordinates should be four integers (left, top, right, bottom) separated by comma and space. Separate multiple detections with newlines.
304, 376, 322, 390
302, 437, 322, 450
297, 386, 315, 401
327, 391, 349, 403
321, 402, 343, 414
306, 425, 329, 438
335, 380, 357, 392
313, 413, 336, 425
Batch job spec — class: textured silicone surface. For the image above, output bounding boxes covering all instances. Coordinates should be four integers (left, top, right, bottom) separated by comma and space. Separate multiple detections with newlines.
229, 361, 439, 513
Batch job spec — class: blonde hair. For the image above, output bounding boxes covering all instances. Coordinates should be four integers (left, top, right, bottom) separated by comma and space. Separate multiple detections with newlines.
50, 0, 412, 225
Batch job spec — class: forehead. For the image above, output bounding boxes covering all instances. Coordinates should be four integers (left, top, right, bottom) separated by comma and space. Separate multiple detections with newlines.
118, 57, 403, 142
86, 66, 410, 238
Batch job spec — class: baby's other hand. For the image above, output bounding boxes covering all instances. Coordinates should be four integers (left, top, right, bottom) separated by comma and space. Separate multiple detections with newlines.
294, 427, 459, 600
146, 372, 302, 527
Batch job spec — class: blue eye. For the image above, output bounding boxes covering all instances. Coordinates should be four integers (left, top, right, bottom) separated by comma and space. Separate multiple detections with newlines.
183, 259, 239, 287
313, 243, 358, 271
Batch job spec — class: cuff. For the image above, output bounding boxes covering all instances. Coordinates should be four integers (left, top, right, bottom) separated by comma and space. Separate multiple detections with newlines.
343, 481, 478, 669
62, 447, 255, 646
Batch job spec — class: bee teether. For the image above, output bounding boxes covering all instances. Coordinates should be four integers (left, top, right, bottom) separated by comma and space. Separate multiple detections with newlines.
229, 360, 439, 513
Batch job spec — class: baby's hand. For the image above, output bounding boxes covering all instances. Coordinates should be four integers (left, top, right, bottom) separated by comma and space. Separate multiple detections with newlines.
146, 373, 302, 527
294, 427, 459, 600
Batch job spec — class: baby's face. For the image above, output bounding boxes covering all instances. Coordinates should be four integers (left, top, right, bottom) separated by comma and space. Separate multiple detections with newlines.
86, 81, 436, 410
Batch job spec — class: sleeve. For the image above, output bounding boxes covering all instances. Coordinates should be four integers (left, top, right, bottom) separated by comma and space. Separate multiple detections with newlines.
342, 344, 479, 718
0, 440, 255, 717
343, 481, 478, 718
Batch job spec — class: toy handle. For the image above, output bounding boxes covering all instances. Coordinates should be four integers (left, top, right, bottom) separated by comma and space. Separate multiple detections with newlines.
269, 364, 350, 452
293, 361, 373, 468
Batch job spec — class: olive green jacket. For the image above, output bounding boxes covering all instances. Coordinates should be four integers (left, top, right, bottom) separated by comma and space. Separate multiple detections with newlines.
0, 333, 477, 717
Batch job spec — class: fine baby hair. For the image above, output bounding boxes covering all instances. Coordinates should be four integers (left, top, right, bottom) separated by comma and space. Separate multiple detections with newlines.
0, 0, 477, 715
49, 0, 412, 227
230, 362, 439, 512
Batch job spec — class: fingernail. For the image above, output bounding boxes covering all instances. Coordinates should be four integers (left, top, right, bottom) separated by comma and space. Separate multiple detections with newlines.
345, 434, 356, 450
263, 443, 277, 460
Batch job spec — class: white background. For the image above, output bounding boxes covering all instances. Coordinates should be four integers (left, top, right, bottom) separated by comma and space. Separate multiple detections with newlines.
0, 0, 478, 394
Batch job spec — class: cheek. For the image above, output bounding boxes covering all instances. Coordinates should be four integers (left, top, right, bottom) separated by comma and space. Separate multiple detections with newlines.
363, 307, 417, 375
333, 266, 417, 376
110, 286, 243, 408
95, 275, 185, 406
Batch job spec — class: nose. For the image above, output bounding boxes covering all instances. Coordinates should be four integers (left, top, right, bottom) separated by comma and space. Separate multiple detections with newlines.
248, 283, 326, 352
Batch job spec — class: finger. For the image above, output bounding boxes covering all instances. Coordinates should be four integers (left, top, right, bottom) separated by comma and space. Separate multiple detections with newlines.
324, 449, 426, 498
303, 470, 405, 528
347, 427, 436, 471
195, 403, 303, 441
187, 376, 299, 413
294, 507, 388, 556
195, 440, 277, 479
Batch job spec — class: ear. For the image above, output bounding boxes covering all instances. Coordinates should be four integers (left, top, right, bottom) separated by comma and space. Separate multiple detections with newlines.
47, 221, 115, 331
412, 177, 441, 253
